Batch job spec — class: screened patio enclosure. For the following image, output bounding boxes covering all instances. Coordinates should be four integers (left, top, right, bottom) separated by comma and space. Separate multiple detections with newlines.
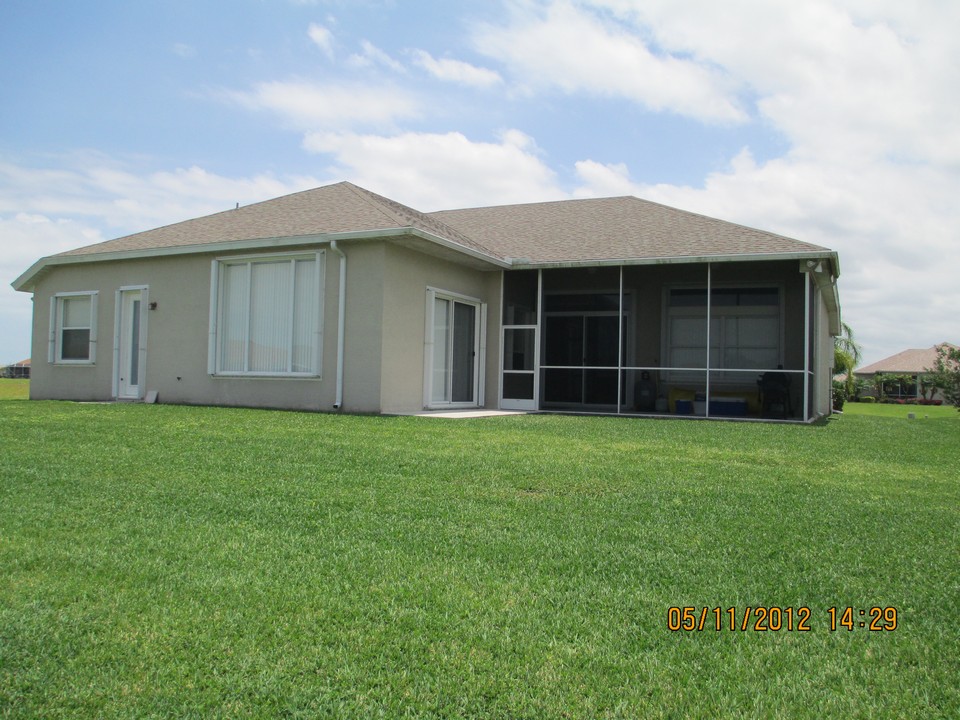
500, 260, 826, 421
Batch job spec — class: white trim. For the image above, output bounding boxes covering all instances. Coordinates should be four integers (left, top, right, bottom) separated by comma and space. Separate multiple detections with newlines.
113, 285, 149, 400
50, 291, 98, 365
208, 251, 325, 378
207, 260, 218, 375
424, 287, 486, 410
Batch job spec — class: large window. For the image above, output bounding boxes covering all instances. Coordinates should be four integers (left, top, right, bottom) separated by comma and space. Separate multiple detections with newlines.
664, 286, 781, 382
49, 292, 98, 364
209, 252, 324, 376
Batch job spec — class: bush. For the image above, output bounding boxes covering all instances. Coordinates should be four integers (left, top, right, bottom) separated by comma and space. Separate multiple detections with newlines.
832, 380, 847, 412
861, 396, 876, 404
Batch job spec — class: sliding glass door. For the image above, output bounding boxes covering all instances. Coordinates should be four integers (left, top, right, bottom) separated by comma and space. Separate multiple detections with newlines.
429, 291, 482, 407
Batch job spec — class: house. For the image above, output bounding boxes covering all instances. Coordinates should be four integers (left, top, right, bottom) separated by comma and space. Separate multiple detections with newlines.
854, 343, 957, 401
2, 358, 30, 379
12, 181, 841, 421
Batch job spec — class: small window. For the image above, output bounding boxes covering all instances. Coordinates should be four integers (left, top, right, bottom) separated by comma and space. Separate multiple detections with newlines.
209, 252, 324, 377
49, 292, 98, 364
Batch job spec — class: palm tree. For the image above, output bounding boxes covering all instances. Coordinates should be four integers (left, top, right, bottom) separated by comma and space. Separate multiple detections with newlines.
834, 321, 862, 396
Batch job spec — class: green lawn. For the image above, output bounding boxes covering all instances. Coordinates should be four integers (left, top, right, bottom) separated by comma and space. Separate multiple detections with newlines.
843, 400, 958, 419
1, 403, 957, 718
0, 379, 29, 400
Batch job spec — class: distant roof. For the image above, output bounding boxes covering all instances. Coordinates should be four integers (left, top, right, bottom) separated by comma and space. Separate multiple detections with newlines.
855, 344, 958, 375
14, 181, 838, 291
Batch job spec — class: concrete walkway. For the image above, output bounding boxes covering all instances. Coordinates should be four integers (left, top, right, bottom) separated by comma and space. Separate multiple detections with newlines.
407, 409, 528, 419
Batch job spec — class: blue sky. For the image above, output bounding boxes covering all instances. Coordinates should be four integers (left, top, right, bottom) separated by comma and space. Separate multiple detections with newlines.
2, 0, 958, 367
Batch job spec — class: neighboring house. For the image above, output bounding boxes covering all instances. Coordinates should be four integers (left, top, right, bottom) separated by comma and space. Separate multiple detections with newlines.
854, 343, 958, 400
2, 359, 30, 379
12, 181, 842, 421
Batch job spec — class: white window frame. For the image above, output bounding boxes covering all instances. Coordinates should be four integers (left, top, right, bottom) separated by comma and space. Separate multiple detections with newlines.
49, 291, 98, 364
423, 287, 486, 409
661, 283, 784, 384
208, 250, 325, 378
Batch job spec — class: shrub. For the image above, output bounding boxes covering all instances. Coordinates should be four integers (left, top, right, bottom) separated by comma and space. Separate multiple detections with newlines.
832, 380, 848, 412
861, 396, 876, 404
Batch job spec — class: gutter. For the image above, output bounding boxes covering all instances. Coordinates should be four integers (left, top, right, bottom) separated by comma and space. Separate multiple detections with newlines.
330, 240, 347, 410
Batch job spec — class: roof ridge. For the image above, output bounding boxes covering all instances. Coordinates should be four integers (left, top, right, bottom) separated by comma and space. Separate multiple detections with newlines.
342, 182, 504, 259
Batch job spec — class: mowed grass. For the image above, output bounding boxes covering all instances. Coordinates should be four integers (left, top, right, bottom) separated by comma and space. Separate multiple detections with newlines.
0, 379, 29, 400
843, 400, 958, 420
1, 403, 957, 718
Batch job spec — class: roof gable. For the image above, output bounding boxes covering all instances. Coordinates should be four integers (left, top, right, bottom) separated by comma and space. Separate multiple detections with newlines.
855, 343, 958, 375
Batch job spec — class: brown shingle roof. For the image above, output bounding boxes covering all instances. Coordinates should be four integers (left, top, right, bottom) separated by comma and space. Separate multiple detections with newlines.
855, 344, 958, 375
430, 195, 829, 263
34, 181, 834, 272
58, 181, 491, 259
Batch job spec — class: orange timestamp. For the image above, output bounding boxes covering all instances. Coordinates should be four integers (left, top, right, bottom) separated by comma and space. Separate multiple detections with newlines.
667, 606, 899, 632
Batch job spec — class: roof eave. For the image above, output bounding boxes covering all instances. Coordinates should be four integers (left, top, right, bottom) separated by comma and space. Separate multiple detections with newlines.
11, 227, 509, 291
507, 249, 839, 270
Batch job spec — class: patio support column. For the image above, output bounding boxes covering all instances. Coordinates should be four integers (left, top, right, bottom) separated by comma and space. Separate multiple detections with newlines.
803, 271, 810, 421
617, 264, 624, 414
705, 263, 712, 418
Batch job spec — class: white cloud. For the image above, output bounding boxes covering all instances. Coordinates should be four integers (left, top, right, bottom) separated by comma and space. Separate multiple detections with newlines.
472, 0, 746, 122
410, 50, 503, 88
556, 0, 960, 363
0, 156, 320, 249
307, 23, 335, 59
226, 80, 419, 130
303, 128, 563, 209
585, 0, 960, 165
347, 40, 405, 73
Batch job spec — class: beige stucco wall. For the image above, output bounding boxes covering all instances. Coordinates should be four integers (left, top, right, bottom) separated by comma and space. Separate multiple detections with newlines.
27, 239, 502, 415
29, 243, 364, 411
378, 243, 500, 414
815, 291, 833, 417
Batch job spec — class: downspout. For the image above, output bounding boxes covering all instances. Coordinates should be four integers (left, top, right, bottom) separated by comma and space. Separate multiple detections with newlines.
330, 240, 346, 410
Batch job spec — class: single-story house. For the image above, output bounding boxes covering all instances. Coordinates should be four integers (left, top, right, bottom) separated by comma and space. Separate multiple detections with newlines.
854, 343, 957, 400
12, 181, 841, 421
2, 358, 30, 379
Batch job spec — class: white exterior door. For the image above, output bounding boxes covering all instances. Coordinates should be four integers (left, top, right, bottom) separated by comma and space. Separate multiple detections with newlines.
116, 288, 146, 399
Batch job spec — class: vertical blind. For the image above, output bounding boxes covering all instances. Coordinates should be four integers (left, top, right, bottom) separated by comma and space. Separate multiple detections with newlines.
217, 255, 320, 375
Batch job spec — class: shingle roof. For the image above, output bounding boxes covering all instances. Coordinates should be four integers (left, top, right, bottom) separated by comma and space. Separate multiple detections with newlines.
57, 181, 491, 259
855, 344, 958, 375
10, 180, 841, 296
430, 195, 829, 263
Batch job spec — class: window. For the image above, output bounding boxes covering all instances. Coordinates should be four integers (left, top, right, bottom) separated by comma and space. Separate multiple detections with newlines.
664, 286, 781, 380
49, 292, 97, 364
209, 252, 324, 376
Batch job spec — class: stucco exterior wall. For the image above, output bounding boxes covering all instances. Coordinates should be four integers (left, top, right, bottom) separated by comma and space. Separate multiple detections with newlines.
28, 242, 386, 412
815, 290, 833, 417
378, 243, 500, 414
